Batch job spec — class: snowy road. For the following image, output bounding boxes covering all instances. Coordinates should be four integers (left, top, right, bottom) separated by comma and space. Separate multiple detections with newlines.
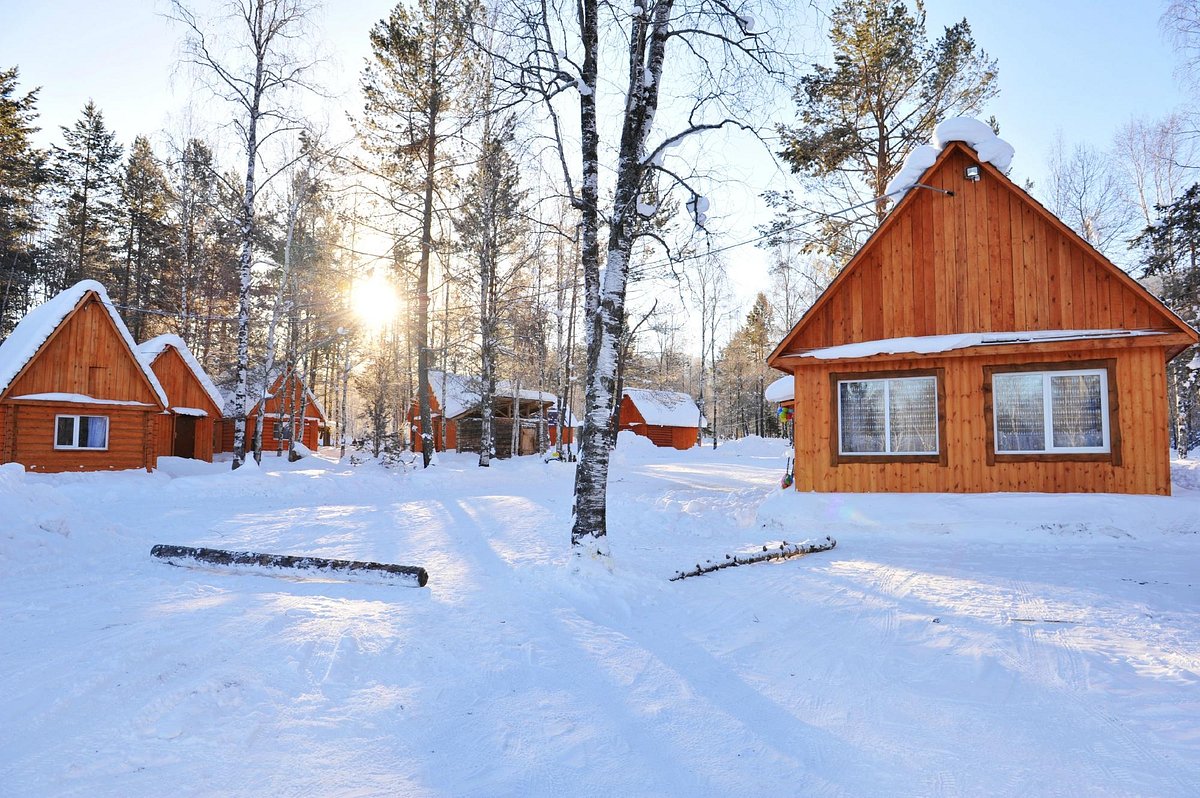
2, 437, 1200, 796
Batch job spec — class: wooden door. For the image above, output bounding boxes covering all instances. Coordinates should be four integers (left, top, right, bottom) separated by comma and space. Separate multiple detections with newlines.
172, 415, 196, 459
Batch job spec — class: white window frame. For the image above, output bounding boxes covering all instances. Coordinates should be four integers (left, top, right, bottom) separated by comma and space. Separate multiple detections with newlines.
53, 414, 110, 451
837, 375, 939, 456
992, 368, 1110, 455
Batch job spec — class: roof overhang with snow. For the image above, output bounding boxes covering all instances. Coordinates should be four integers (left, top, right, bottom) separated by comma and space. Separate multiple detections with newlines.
623, 388, 703, 428
137, 334, 224, 415
0, 280, 169, 408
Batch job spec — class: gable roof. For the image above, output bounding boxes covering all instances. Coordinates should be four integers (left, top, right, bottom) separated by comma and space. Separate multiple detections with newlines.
768, 139, 1198, 367
137, 334, 224, 413
427, 370, 558, 420
0, 280, 168, 407
623, 388, 704, 428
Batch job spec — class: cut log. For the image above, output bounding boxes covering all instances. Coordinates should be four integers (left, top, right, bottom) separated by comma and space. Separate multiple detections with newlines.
670, 537, 836, 581
151, 544, 429, 587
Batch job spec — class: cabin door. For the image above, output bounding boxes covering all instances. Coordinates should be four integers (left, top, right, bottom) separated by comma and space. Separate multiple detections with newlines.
173, 416, 197, 459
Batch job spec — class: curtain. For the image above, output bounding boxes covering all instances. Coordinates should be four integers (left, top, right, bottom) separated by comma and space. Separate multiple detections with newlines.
84, 416, 108, 449
889, 378, 937, 453
1051, 375, 1103, 448
839, 381, 885, 453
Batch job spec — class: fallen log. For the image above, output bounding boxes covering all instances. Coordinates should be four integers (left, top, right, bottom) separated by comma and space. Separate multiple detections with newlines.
670, 536, 837, 582
150, 544, 429, 587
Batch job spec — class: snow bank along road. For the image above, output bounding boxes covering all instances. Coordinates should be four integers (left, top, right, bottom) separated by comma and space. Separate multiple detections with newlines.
2, 435, 1199, 796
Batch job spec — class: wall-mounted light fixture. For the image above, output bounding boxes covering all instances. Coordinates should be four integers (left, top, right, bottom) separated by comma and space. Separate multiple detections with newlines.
964, 165, 981, 182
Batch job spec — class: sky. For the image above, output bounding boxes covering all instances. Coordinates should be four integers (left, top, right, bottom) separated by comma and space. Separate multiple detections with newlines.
0, 0, 1192, 318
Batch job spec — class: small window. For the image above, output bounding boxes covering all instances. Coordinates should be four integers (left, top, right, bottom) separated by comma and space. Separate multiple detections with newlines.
838, 375, 938, 455
54, 415, 109, 450
993, 369, 1109, 454
273, 421, 292, 441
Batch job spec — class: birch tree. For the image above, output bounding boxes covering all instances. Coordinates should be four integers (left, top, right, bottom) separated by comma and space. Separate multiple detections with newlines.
171, 0, 321, 469
490, 0, 786, 554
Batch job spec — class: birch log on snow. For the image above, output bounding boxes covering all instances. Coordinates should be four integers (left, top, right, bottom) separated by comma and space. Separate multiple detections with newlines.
151, 544, 429, 587
670, 537, 837, 581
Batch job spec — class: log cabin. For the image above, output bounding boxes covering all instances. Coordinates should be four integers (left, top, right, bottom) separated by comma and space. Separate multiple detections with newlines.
409, 370, 576, 456
618, 388, 704, 450
767, 119, 1199, 495
137, 335, 224, 462
0, 280, 169, 473
216, 370, 327, 455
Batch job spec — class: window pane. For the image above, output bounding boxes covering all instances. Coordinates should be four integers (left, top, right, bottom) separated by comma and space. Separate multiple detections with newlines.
84, 416, 108, 449
994, 374, 1045, 451
840, 381, 885, 453
889, 378, 937, 453
56, 417, 75, 447
1051, 375, 1103, 448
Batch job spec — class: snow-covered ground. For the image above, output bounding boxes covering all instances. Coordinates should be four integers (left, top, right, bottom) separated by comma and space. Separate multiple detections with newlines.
2, 435, 1199, 796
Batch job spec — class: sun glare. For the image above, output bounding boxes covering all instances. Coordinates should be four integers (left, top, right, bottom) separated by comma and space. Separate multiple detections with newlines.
351, 271, 400, 331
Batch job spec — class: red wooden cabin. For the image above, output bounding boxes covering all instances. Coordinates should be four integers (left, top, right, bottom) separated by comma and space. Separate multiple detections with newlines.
0, 281, 169, 472
137, 335, 224, 462
618, 388, 703, 450
767, 121, 1198, 495
216, 371, 327, 454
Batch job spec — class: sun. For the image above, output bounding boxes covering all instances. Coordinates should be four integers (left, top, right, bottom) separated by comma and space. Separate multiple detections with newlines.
351, 271, 400, 332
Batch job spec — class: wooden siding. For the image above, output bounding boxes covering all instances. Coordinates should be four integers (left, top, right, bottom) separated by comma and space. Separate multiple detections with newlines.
617, 394, 698, 450
144, 346, 219, 462
790, 345, 1171, 495
774, 146, 1187, 357
5, 297, 161, 406
147, 347, 221, 416
217, 416, 319, 454
4, 401, 155, 473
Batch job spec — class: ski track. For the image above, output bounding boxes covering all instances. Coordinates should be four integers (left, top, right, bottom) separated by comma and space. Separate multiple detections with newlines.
2, 447, 1200, 796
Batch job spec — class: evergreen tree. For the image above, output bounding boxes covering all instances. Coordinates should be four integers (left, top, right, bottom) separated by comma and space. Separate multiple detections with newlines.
0, 67, 47, 333
116, 136, 174, 338
454, 115, 526, 467
359, 0, 478, 468
1135, 184, 1200, 455
49, 101, 123, 290
775, 0, 997, 259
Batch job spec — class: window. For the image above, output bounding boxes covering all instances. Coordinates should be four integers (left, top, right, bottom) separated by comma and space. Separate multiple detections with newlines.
54, 415, 109, 450
836, 374, 940, 457
992, 368, 1109, 454
273, 421, 292, 441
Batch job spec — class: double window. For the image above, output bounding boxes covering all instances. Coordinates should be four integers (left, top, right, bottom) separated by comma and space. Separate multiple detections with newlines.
54, 415, 109, 450
833, 370, 944, 463
989, 364, 1113, 457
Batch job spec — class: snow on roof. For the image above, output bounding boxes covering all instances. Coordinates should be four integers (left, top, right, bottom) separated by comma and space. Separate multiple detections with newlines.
9, 393, 156, 406
0, 280, 168, 407
798, 329, 1164, 361
429, 370, 559, 419
885, 117, 1016, 205
623, 388, 703, 428
137, 334, 224, 414
764, 375, 794, 403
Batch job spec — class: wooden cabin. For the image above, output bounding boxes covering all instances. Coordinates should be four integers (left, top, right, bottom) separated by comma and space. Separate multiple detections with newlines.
216, 371, 327, 455
618, 388, 703, 450
0, 280, 169, 473
767, 129, 1198, 496
409, 370, 575, 456
137, 335, 223, 462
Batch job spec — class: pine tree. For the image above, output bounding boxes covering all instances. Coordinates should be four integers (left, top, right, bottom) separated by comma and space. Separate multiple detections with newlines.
49, 100, 123, 290
1135, 184, 1200, 455
775, 0, 997, 259
359, 0, 478, 468
454, 115, 526, 467
0, 67, 46, 334
116, 136, 174, 338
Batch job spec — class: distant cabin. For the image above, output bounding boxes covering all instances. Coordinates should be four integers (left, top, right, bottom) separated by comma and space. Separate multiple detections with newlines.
137, 335, 224, 462
767, 127, 1198, 496
409, 370, 576, 457
618, 388, 704, 450
216, 371, 328, 455
0, 280, 169, 473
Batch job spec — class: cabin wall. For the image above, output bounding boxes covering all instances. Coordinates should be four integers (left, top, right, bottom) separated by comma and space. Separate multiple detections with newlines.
3, 402, 155, 473
150, 348, 219, 414
784, 148, 1173, 354
215, 415, 317, 455
790, 345, 1171, 495
617, 396, 696, 450
153, 413, 174, 459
